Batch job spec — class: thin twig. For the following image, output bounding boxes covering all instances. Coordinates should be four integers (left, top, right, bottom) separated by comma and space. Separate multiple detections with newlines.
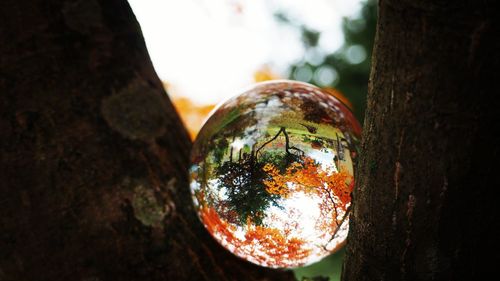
327, 205, 351, 244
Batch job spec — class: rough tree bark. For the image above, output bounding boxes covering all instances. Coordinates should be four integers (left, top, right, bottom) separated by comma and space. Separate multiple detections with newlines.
0, 1, 295, 280
343, 0, 499, 280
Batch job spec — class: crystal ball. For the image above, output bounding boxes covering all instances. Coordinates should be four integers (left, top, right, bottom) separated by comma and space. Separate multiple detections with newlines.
190, 80, 361, 268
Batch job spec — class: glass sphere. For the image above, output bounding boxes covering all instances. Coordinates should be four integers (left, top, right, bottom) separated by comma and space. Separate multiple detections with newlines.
190, 80, 361, 268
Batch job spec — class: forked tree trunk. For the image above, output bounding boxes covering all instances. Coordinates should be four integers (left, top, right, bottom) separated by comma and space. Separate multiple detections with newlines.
0, 0, 294, 280
343, 0, 499, 280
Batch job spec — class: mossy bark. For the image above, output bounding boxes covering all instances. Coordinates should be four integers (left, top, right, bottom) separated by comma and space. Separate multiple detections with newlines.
0, 0, 295, 280
342, 0, 499, 280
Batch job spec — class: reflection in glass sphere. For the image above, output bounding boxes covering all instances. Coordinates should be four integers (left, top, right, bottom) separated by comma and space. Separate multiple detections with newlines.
190, 80, 361, 268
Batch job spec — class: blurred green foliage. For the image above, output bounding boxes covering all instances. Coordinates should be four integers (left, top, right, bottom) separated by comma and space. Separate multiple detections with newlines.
275, 1, 376, 280
279, 0, 376, 123
294, 248, 345, 281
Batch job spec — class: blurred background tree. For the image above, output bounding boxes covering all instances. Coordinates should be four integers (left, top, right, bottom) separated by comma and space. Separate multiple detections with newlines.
283, 0, 376, 122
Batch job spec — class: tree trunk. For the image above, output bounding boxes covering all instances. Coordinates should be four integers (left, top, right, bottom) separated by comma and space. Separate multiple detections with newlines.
0, 1, 294, 280
343, 0, 499, 280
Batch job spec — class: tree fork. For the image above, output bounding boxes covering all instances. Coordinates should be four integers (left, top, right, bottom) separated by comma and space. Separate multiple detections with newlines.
0, 0, 295, 280
343, 0, 499, 280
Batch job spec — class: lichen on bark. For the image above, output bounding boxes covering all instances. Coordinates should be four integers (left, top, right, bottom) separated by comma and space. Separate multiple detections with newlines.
101, 79, 169, 141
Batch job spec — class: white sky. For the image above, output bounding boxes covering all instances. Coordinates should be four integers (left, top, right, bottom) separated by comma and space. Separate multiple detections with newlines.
128, 0, 364, 105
